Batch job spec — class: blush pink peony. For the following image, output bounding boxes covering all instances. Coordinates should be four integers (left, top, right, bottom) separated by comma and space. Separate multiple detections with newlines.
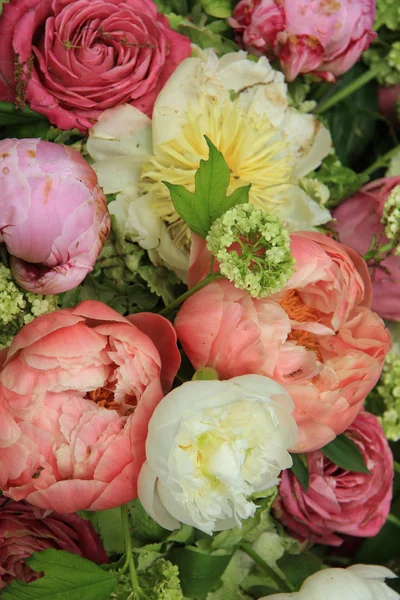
333, 177, 400, 321
175, 232, 391, 452
0, 0, 191, 132
0, 138, 110, 294
274, 411, 393, 546
0, 300, 180, 512
0, 497, 107, 589
229, 0, 376, 82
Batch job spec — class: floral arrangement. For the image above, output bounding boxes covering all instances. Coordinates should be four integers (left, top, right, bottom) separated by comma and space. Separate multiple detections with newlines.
0, 0, 400, 598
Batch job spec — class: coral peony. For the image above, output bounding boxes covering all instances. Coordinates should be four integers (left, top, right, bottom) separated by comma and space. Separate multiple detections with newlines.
0, 0, 191, 132
274, 411, 393, 546
0, 300, 180, 512
230, 0, 376, 82
0, 138, 110, 294
0, 497, 107, 589
333, 177, 400, 321
175, 232, 391, 452
138, 375, 297, 534
264, 565, 400, 599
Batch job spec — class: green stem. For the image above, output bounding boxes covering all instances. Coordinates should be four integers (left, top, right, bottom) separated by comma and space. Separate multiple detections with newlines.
0, 101, 47, 119
239, 543, 294, 593
394, 461, 400, 475
159, 271, 225, 316
387, 513, 400, 529
121, 505, 141, 600
360, 144, 400, 179
315, 66, 380, 114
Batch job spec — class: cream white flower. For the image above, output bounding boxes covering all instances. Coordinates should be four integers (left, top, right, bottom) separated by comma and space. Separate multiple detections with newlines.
88, 50, 331, 280
263, 565, 400, 600
138, 374, 298, 535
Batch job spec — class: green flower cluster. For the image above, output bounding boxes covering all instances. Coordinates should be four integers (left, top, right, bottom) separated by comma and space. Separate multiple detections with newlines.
0, 264, 59, 349
382, 184, 400, 254
373, 352, 400, 441
364, 41, 400, 86
207, 204, 294, 299
376, 0, 400, 31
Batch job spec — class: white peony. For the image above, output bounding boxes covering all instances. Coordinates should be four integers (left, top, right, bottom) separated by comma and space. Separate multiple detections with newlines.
138, 374, 298, 535
263, 565, 400, 600
88, 49, 332, 280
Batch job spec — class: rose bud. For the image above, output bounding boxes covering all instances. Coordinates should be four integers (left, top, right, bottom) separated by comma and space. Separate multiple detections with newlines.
229, 0, 376, 82
0, 138, 110, 294
0, 497, 107, 590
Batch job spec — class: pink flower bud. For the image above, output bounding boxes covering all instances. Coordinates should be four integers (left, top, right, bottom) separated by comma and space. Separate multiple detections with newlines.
0, 138, 110, 294
230, 0, 376, 81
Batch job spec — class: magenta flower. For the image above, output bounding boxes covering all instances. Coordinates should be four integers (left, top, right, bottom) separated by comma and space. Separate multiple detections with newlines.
274, 412, 393, 546
0, 497, 107, 589
0, 138, 110, 294
230, 0, 376, 82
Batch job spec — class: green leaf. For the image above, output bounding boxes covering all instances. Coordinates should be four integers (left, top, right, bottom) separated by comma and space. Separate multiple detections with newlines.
2, 549, 116, 600
309, 153, 369, 208
89, 508, 125, 554
276, 553, 325, 590
290, 454, 309, 491
164, 136, 250, 238
169, 546, 232, 598
128, 499, 170, 544
321, 433, 370, 474
201, 0, 232, 18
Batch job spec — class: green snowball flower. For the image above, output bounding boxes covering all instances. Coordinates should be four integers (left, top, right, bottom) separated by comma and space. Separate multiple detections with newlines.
206, 204, 294, 298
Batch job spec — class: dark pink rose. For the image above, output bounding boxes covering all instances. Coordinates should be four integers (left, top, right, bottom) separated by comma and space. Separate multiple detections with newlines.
274, 411, 394, 546
333, 177, 400, 321
229, 0, 376, 82
0, 497, 107, 589
0, 0, 191, 132
378, 84, 400, 125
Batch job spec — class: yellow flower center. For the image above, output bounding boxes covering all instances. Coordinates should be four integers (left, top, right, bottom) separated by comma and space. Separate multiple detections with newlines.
140, 94, 294, 249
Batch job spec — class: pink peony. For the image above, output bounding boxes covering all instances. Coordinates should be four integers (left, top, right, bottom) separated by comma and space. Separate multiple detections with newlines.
0, 300, 180, 512
333, 177, 400, 321
0, 138, 110, 294
175, 232, 391, 452
229, 0, 376, 82
274, 411, 393, 546
0, 0, 191, 132
0, 497, 107, 589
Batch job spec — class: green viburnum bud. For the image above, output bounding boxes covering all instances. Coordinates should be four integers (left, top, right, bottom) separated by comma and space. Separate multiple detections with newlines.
206, 204, 294, 299
381, 184, 400, 255
363, 42, 400, 86
375, 352, 400, 441
0, 264, 59, 349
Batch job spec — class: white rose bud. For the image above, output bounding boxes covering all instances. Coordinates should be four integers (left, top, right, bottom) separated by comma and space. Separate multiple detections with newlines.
263, 565, 400, 600
138, 374, 298, 535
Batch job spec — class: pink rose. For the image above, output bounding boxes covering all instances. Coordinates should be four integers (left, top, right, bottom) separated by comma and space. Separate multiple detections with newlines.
274, 411, 393, 546
0, 497, 107, 589
229, 0, 376, 81
0, 138, 110, 294
175, 232, 391, 452
0, 0, 191, 132
0, 300, 180, 512
333, 177, 400, 321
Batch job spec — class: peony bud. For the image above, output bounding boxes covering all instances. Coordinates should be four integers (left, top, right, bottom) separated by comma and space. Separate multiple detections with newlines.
0, 138, 110, 294
230, 0, 376, 82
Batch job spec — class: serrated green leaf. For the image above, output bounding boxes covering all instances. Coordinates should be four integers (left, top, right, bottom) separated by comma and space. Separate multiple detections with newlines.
321, 433, 370, 474
2, 549, 115, 600
169, 546, 232, 597
89, 508, 125, 554
164, 136, 250, 238
201, 0, 232, 18
128, 499, 170, 544
290, 454, 309, 491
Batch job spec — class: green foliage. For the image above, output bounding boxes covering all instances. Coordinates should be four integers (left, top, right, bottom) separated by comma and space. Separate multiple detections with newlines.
61, 230, 184, 315
164, 136, 250, 238
167, 14, 238, 54
200, 0, 232, 18
321, 434, 370, 474
290, 454, 309, 492
363, 42, 400, 86
376, 0, 400, 30
321, 65, 379, 167
276, 553, 325, 590
2, 550, 115, 600
309, 153, 369, 208
140, 558, 184, 600
169, 546, 232, 597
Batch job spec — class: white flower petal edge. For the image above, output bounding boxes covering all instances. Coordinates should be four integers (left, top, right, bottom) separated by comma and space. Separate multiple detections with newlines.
138, 374, 298, 535
262, 565, 400, 600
